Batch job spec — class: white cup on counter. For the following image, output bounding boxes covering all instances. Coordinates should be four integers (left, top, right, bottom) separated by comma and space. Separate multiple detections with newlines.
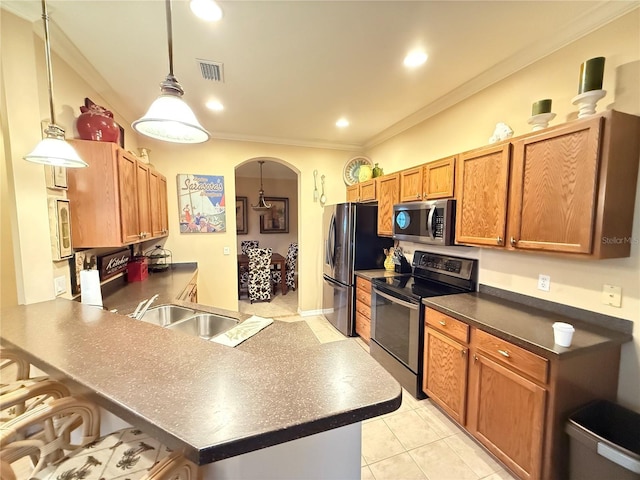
553, 322, 575, 347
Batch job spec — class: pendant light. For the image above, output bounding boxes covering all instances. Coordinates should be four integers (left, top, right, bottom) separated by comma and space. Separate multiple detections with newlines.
132, 0, 210, 143
251, 161, 272, 212
24, 0, 87, 168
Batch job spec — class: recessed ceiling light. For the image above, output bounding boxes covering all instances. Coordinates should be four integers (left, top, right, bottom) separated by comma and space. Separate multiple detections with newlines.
336, 118, 349, 128
190, 0, 223, 21
206, 100, 224, 111
403, 51, 428, 68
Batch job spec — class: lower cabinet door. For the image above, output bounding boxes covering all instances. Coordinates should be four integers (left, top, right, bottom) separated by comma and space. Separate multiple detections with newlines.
468, 352, 546, 480
423, 327, 468, 425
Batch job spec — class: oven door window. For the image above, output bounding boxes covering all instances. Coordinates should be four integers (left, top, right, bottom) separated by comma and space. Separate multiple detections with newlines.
371, 289, 420, 373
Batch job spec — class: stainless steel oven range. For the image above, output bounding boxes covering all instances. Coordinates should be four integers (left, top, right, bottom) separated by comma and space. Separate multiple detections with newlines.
370, 251, 477, 399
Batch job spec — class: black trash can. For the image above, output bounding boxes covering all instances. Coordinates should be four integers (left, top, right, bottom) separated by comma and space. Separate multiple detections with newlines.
565, 400, 640, 480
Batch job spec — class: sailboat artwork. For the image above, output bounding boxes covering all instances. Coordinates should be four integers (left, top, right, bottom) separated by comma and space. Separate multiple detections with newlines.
177, 173, 226, 233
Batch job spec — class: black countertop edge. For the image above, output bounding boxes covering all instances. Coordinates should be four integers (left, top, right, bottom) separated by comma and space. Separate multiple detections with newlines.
196, 396, 402, 464
423, 295, 632, 360
479, 284, 633, 335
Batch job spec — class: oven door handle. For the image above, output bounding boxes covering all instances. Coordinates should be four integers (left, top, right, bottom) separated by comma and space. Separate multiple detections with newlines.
373, 288, 419, 310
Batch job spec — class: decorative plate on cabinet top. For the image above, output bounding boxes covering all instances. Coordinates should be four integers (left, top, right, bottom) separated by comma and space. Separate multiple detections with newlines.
343, 156, 373, 186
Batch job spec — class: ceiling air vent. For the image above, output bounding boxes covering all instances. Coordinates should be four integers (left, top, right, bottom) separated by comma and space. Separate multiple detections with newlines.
197, 59, 224, 82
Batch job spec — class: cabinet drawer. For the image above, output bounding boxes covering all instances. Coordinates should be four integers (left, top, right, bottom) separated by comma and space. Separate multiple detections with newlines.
355, 286, 371, 306
355, 299, 371, 319
356, 277, 371, 293
426, 308, 469, 344
355, 312, 371, 343
473, 329, 548, 384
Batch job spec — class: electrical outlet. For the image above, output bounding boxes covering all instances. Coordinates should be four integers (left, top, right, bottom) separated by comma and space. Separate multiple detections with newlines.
223, 246, 230, 255
54, 276, 66, 296
602, 285, 622, 307
537, 274, 550, 292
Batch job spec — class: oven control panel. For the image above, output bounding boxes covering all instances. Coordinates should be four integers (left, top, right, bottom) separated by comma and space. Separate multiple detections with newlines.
413, 252, 475, 280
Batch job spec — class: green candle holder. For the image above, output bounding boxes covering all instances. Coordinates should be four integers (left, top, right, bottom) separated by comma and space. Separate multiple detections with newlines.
578, 57, 605, 94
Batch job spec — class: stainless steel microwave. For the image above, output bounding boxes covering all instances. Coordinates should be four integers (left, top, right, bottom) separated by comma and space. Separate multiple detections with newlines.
392, 199, 456, 245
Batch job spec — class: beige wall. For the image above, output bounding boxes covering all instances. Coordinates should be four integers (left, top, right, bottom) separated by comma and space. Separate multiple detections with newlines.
365, 11, 640, 410
235, 175, 298, 256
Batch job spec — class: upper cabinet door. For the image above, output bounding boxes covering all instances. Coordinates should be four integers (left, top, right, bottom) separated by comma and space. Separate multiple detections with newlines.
377, 173, 400, 236
423, 156, 456, 199
136, 161, 152, 239
159, 174, 169, 236
346, 184, 360, 202
509, 117, 602, 254
149, 168, 162, 237
117, 150, 140, 244
456, 143, 511, 247
399, 167, 423, 202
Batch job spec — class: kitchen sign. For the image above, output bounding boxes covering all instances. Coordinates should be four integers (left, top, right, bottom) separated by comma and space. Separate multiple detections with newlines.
98, 248, 131, 280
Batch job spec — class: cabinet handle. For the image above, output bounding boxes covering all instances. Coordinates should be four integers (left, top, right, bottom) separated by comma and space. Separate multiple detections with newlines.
510, 236, 517, 246
473, 354, 478, 363
498, 349, 510, 358
439, 320, 446, 326
461, 349, 466, 358
423, 192, 427, 198
416, 193, 421, 199
497, 236, 503, 245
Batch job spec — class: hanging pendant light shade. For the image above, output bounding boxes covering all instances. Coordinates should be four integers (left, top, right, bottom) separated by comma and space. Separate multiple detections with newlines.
251, 161, 272, 212
24, 0, 87, 168
132, 0, 210, 144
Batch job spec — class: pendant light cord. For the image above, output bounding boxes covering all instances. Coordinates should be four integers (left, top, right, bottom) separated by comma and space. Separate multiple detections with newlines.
41, 0, 57, 127
165, 0, 174, 77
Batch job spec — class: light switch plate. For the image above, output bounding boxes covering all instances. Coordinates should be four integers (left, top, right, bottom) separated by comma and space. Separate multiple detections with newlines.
223, 246, 230, 255
602, 284, 622, 307
54, 276, 66, 296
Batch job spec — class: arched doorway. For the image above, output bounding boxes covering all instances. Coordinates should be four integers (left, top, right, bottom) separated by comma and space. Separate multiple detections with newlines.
235, 158, 299, 317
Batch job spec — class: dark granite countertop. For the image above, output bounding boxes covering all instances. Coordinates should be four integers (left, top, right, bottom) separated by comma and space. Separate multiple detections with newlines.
1, 272, 401, 465
423, 292, 632, 359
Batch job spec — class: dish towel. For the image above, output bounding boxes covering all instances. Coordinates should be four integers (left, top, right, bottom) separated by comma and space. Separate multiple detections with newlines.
211, 315, 273, 347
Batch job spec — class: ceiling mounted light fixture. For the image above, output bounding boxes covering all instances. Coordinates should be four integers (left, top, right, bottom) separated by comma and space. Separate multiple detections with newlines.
132, 0, 210, 144
403, 50, 428, 68
24, 0, 87, 168
190, 0, 223, 21
251, 161, 272, 212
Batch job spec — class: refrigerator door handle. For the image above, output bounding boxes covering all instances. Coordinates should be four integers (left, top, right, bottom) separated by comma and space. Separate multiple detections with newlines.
327, 212, 336, 269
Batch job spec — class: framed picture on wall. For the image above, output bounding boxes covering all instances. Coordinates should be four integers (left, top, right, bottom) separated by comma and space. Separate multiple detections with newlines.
260, 197, 289, 234
236, 196, 248, 235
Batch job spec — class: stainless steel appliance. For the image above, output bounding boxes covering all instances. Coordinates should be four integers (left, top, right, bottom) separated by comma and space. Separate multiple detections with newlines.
370, 250, 477, 398
322, 203, 394, 336
393, 199, 456, 245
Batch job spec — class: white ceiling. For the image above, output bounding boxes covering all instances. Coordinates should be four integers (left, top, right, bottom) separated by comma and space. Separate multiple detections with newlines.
3, 1, 638, 152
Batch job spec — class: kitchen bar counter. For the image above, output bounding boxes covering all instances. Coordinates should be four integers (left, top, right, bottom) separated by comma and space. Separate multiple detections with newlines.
0, 268, 401, 467
355, 269, 399, 280
423, 290, 632, 359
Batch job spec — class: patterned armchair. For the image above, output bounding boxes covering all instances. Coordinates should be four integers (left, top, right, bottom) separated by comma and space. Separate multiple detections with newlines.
248, 247, 273, 303
239, 241, 260, 298
271, 243, 298, 292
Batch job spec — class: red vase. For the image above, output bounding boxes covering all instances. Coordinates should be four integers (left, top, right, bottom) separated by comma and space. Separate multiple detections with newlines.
76, 99, 120, 143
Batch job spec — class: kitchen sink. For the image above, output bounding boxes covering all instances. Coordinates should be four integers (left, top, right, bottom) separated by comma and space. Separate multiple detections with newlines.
138, 305, 197, 326
166, 314, 239, 340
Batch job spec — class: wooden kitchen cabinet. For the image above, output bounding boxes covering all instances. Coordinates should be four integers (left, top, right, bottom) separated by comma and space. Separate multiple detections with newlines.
354, 277, 372, 344
423, 156, 455, 199
67, 140, 169, 247
150, 170, 169, 237
377, 173, 400, 236
467, 329, 548, 480
346, 179, 376, 203
455, 142, 511, 247
423, 309, 470, 425
399, 166, 423, 202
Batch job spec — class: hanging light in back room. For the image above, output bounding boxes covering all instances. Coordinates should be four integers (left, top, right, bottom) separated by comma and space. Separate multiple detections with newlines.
24, 0, 87, 167
251, 161, 272, 212
132, 0, 210, 143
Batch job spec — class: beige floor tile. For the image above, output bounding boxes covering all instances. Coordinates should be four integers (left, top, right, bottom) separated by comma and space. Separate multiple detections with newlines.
355, 337, 370, 352
361, 465, 375, 480
362, 455, 367, 467
445, 432, 502, 477
409, 439, 479, 480
368, 452, 428, 480
415, 403, 462, 438
361, 419, 406, 464
480, 469, 518, 480
305, 317, 347, 343
383, 409, 441, 450
400, 388, 423, 410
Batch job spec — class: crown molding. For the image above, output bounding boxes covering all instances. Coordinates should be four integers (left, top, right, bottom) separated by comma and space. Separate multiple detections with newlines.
209, 130, 364, 152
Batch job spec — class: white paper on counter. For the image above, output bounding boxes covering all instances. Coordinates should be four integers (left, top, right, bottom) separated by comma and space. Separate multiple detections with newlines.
80, 269, 103, 308
211, 315, 273, 347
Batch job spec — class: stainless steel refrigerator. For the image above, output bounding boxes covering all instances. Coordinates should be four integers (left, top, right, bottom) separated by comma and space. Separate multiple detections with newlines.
322, 203, 394, 336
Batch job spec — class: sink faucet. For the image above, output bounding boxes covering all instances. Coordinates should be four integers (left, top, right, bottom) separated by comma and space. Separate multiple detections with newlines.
135, 294, 159, 320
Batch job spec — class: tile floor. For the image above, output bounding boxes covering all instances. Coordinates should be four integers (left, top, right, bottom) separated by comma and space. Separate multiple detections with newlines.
242, 295, 518, 480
